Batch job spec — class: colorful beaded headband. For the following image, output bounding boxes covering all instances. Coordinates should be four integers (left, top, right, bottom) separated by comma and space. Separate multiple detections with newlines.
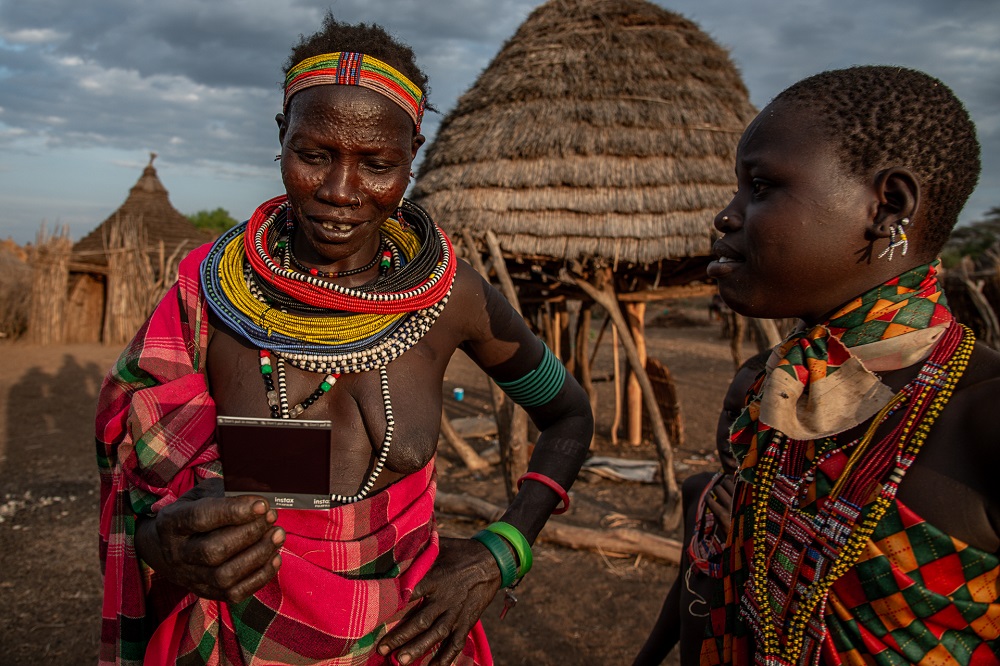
284, 52, 425, 131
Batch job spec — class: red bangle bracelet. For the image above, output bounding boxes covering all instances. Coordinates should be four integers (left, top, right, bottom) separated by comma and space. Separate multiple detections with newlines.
517, 472, 570, 514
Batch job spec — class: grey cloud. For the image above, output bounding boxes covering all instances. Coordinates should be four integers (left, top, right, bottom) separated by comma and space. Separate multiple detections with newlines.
0, 0, 998, 236
0, 0, 537, 174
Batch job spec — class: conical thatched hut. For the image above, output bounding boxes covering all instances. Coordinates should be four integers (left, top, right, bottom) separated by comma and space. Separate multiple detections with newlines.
413, 0, 757, 527
63, 154, 212, 343
72, 154, 212, 269
415, 0, 755, 273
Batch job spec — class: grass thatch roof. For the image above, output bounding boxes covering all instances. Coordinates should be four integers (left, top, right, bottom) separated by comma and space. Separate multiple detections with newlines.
413, 0, 756, 269
72, 154, 212, 268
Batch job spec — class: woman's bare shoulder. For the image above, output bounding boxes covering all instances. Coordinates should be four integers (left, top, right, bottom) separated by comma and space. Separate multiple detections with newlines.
441, 260, 519, 332
955, 340, 1000, 395
449, 259, 490, 297
942, 340, 1000, 475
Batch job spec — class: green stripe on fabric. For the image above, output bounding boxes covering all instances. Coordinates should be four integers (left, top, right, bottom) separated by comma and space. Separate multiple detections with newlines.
353, 626, 384, 654
230, 597, 270, 654
96, 447, 112, 470
114, 354, 157, 389
495, 345, 565, 407
366, 60, 421, 97
193, 631, 218, 664
129, 489, 156, 517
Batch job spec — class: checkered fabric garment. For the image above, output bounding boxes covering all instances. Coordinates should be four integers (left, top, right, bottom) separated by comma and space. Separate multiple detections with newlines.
97, 243, 219, 666
825, 500, 1000, 664
770, 261, 952, 390
701, 264, 999, 665
97, 245, 490, 665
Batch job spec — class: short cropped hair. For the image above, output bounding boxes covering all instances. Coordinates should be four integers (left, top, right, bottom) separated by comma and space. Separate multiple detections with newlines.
774, 66, 980, 254
283, 13, 430, 113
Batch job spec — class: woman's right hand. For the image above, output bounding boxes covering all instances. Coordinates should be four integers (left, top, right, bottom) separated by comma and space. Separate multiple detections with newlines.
139, 478, 285, 603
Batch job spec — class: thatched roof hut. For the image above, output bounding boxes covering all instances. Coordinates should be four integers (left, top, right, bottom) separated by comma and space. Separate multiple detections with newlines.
413, 0, 757, 526
414, 0, 756, 282
61, 154, 212, 344
72, 154, 212, 268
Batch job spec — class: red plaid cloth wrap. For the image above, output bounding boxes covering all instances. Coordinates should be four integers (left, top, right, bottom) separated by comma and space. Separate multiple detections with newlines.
97, 245, 490, 665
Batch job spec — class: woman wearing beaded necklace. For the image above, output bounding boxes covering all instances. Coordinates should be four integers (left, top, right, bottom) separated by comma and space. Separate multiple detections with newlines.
96, 15, 593, 666
699, 66, 1000, 665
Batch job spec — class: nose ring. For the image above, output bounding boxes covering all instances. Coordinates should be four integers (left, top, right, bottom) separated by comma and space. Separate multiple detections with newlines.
351, 196, 361, 209
722, 216, 730, 222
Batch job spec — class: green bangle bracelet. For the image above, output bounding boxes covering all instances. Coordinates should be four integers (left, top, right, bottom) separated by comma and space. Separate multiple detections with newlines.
472, 529, 518, 588
494, 344, 566, 407
485, 521, 533, 578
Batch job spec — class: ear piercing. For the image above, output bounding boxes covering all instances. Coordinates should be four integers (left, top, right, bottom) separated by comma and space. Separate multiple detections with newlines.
878, 218, 910, 261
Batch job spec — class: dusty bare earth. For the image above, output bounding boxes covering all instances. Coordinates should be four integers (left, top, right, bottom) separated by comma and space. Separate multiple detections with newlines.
0, 300, 737, 665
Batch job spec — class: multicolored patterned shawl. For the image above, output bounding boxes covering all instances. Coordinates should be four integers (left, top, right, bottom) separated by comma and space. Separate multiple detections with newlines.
700, 263, 998, 665
755, 261, 952, 442
825, 500, 999, 664
97, 244, 490, 665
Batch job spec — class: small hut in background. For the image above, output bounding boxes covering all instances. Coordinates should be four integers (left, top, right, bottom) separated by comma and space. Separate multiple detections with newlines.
64, 154, 212, 344
414, 0, 757, 526
26, 154, 212, 346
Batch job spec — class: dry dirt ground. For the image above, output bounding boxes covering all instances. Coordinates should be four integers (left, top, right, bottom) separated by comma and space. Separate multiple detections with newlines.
0, 301, 738, 665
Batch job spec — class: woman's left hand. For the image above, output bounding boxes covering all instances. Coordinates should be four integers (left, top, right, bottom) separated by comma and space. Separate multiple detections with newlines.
378, 536, 501, 665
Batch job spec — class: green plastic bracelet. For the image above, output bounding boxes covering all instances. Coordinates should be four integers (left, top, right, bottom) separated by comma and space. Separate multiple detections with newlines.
485, 521, 533, 578
495, 344, 566, 407
472, 529, 518, 588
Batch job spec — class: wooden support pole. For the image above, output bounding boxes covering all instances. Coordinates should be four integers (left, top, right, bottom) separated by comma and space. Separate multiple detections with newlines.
611, 323, 621, 446
439, 412, 491, 472
460, 230, 489, 282
551, 307, 562, 359
573, 273, 681, 531
575, 303, 597, 420
625, 301, 647, 446
588, 313, 611, 372
484, 230, 521, 315
435, 492, 681, 564
563, 299, 579, 374
540, 305, 554, 351
559, 300, 580, 374
496, 395, 531, 501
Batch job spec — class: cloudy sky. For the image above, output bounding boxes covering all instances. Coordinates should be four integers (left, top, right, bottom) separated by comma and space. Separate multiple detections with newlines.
1, 0, 998, 244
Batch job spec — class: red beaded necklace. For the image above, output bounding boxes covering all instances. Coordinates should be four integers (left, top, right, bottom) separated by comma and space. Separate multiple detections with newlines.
243, 196, 455, 315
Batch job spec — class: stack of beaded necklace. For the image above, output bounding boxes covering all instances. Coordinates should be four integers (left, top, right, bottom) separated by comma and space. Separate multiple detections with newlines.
749, 324, 970, 664
201, 195, 456, 503
701, 262, 975, 665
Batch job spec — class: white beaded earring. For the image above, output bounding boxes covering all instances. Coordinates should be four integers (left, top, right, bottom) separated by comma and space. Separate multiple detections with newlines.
877, 218, 910, 261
